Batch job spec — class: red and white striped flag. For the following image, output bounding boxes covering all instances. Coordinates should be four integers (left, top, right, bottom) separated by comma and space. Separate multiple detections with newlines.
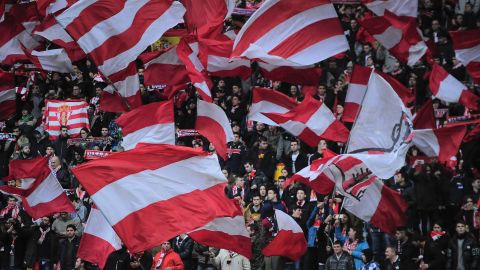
248, 87, 298, 126
77, 206, 122, 269
189, 209, 252, 259
139, 46, 189, 89
359, 10, 427, 66
200, 39, 251, 80
262, 209, 307, 261
429, 63, 479, 110
0, 157, 75, 219
22, 47, 74, 73
33, 15, 85, 62
55, 0, 185, 110
344, 65, 372, 123
196, 99, 234, 159
44, 100, 90, 140
231, 0, 348, 66
0, 3, 41, 65
177, 38, 213, 101
412, 126, 467, 163
289, 156, 337, 195
0, 70, 16, 121
263, 95, 349, 146
72, 144, 242, 253
413, 99, 435, 129
116, 100, 175, 150
183, 0, 235, 31
361, 0, 418, 17
35, 0, 76, 17
257, 62, 322, 86
449, 29, 480, 84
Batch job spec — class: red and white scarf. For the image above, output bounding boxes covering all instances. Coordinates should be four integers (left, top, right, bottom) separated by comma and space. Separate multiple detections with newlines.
232, 185, 244, 200
38, 227, 51, 245
154, 249, 172, 269
0, 204, 20, 219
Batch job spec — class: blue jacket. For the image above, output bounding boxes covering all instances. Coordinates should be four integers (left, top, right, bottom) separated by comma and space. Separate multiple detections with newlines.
349, 240, 369, 270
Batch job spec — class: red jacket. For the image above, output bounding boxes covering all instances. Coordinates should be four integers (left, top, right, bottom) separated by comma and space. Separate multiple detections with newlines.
151, 249, 184, 270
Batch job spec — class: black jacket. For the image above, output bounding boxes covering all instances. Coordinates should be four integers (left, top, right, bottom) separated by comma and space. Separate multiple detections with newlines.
283, 151, 308, 175
173, 236, 193, 270
24, 227, 59, 268
58, 236, 81, 270
447, 233, 478, 270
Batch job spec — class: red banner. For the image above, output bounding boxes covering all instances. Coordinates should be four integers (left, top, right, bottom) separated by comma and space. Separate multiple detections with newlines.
84, 150, 112, 160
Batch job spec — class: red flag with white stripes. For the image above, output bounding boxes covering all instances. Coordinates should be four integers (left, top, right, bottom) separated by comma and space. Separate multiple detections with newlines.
77, 206, 122, 269
344, 65, 372, 122
359, 10, 427, 66
361, 0, 418, 17
248, 87, 298, 126
263, 95, 349, 146
0, 157, 75, 219
429, 63, 479, 110
177, 38, 213, 102
33, 15, 85, 61
55, 0, 185, 109
116, 100, 175, 150
449, 29, 480, 84
413, 99, 435, 129
72, 144, 242, 253
0, 70, 16, 121
200, 39, 251, 80
139, 46, 189, 89
44, 100, 90, 140
196, 99, 234, 159
35, 0, 76, 17
258, 62, 322, 86
231, 0, 349, 66
261, 209, 307, 261
412, 126, 467, 163
182, 0, 235, 32
189, 208, 252, 259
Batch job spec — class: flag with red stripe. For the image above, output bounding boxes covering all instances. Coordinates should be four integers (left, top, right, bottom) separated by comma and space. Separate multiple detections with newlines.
361, 0, 418, 17
231, 0, 349, 66
248, 87, 298, 126
257, 62, 322, 86
449, 29, 480, 84
413, 99, 435, 129
344, 65, 372, 122
0, 70, 16, 121
429, 63, 479, 110
21, 47, 74, 73
412, 126, 467, 163
196, 99, 234, 159
176, 38, 213, 101
188, 208, 252, 259
44, 100, 90, 140
77, 206, 122, 269
359, 10, 427, 66
261, 209, 307, 261
116, 100, 175, 150
0, 157, 75, 219
182, 0, 235, 32
72, 144, 242, 253
263, 95, 349, 146
200, 39, 251, 80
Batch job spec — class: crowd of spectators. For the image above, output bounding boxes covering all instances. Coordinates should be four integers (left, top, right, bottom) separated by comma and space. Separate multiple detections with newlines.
2, 0, 480, 270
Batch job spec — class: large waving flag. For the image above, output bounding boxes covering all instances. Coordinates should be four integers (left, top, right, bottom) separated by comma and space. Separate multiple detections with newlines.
55, 0, 185, 110
72, 144, 241, 253
248, 87, 298, 126
449, 29, 480, 84
344, 65, 372, 123
116, 100, 175, 150
182, 0, 235, 31
263, 95, 349, 146
0, 157, 75, 219
196, 99, 234, 159
429, 63, 479, 110
258, 62, 322, 86
0, 71, 16, 121
77, 206, 122, 269
231, 0, 348, 66
261, 209, 307, 261
22, 47, 74, 73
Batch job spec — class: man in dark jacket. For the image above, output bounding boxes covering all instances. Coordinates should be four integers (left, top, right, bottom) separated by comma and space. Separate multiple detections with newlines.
325, 240, 354, 270
394, 227, 418, 270
25, 217, 59, 270
283, 140, 308, 175
447, 221, 478, 270
248, 136, 276, 179
58, 224, 81, 270
53, 126, 72, 164
418, 236, 445, 270
174, 234, 193, 270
